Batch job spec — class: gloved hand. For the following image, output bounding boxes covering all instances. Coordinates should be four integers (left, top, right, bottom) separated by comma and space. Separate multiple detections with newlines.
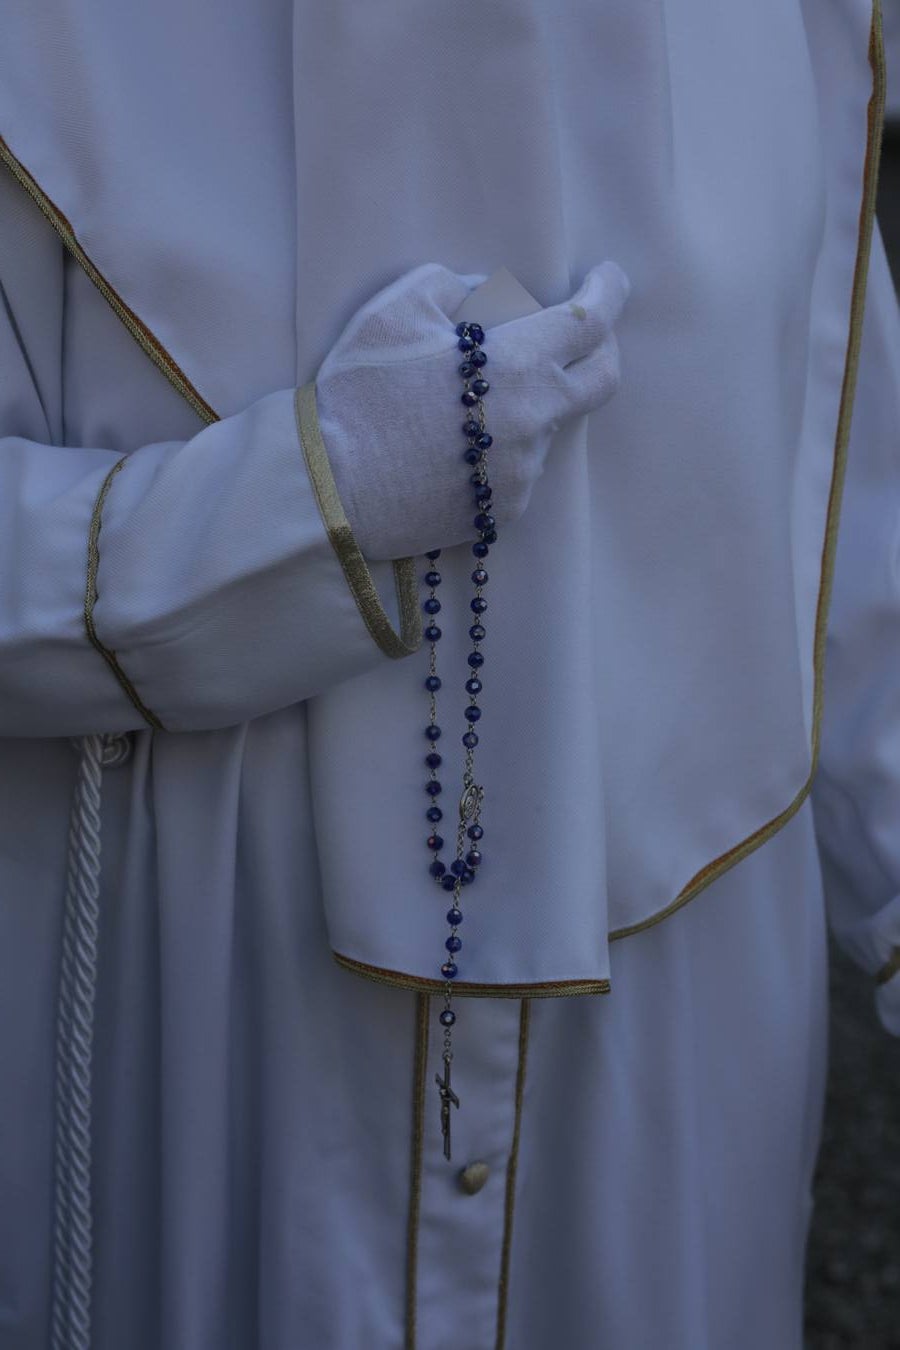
315, 260, 629, 561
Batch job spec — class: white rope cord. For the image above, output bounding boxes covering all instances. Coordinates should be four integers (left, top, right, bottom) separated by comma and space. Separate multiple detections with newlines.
51, 733, 130, 1350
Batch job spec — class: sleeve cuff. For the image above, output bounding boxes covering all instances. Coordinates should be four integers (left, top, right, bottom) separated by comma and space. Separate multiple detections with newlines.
294, 383, 421, 660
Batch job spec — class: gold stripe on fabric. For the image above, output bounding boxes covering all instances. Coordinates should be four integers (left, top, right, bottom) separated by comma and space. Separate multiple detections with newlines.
610, 0, 886, 944
294, 383, 422, 660
495, 1001, 531, 1350
0, 136, 218, 427
876, 947, 900, 988
404, 994, 429, 1350
332, 951, 610, 999
85, 459, 165, 730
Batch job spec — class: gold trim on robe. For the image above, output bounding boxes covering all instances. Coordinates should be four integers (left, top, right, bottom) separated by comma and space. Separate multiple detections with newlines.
0, 135, 218, 426
332, 952, 610, 999
84, 459, 166, 730
495, 1001, 531, 1350
295, 383, 422, 660
404, 994, 430, 1350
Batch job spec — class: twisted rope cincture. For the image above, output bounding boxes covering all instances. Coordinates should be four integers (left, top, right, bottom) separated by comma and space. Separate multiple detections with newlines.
51, 733, 130, 1350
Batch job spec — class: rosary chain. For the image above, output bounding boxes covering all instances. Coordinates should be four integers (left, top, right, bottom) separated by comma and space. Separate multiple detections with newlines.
422, 318, 494, 1160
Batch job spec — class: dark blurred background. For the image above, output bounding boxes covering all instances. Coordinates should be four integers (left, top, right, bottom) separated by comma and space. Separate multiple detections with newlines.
802, 103, 900, 1347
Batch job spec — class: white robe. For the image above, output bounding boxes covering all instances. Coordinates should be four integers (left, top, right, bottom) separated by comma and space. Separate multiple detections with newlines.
0, 1, 896, 1346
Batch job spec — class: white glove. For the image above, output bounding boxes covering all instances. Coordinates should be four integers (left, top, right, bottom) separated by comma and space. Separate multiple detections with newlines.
315, 260, 629, 561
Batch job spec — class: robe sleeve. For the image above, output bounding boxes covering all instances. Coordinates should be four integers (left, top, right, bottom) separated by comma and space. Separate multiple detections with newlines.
0, 178, 421, 738
812, 228, 900, 1034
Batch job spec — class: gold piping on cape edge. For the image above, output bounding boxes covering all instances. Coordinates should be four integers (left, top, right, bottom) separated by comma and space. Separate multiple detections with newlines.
0, 134, 218, 427
332, 951, 610, 998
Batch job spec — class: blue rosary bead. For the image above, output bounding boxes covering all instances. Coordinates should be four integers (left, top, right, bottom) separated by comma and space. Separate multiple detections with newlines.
466, 850, 482, 867
430, 859, 446, 878
474, 484, 492, 503
461, 389, 479, 407
464, 447, 481, 464
458, 334, 476, 353
446, 935, 462, 953
460, 868, 476, 885
450, 858, 467, 877
470, 596, 488, 614
459, 360, 475, 378
471, 569, 489, 586
426, 806, 443, 822
462, 731, 479, 748
426, 549, 441, 560
425, 751, 442, 769
424, 624, 442, 642
472, 541, 490, 558
468, 323, 485, 344
446, 907, 463, 925
471, 348, 487, 367
467, 824, 484, 840
426, 780, 442, 796
441, 961, 459, 979
473, 513, 494, 533
455, 322, 472, 337
467, 650, 485, 668
423, 597, 441, 615
482, 529, 498, 544
465, 705, 482, 723
439, 1008, 456, 1027
472, 378, 490, 397
462, 418, 480, 436
425, 724, 441, 741
441, 874, 458, 892
465, 677, 482, 696
425, 571, 442, 587
427, 834, 444, 851
476, 432, 493, 450
425, 675, 441, 693
469, 624, 486, 642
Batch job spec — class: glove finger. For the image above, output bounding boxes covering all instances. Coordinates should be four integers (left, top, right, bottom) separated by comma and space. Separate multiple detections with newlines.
561, 329, 623, 416
492, 261, 629, 369
394, 261, 487, 323
330, 263, 487, 360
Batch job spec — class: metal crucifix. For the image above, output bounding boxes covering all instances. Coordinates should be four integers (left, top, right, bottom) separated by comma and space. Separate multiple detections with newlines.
435, 1057, 460, 1161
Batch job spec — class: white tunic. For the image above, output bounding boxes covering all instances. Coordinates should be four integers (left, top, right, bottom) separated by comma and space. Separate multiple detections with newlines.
0, 1, 896, 1346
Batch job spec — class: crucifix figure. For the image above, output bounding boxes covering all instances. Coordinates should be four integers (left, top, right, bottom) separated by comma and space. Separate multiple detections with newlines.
435, 1057, 460, 1161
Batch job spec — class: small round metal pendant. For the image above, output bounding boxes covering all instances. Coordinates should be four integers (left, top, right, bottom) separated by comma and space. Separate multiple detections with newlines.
459, 783, 484, 821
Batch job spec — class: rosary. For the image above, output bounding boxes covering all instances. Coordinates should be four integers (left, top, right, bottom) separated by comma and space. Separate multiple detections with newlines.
422, 318, 494, 1161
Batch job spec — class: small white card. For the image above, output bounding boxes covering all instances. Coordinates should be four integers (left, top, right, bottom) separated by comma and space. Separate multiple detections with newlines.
452, 265, 544, 328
